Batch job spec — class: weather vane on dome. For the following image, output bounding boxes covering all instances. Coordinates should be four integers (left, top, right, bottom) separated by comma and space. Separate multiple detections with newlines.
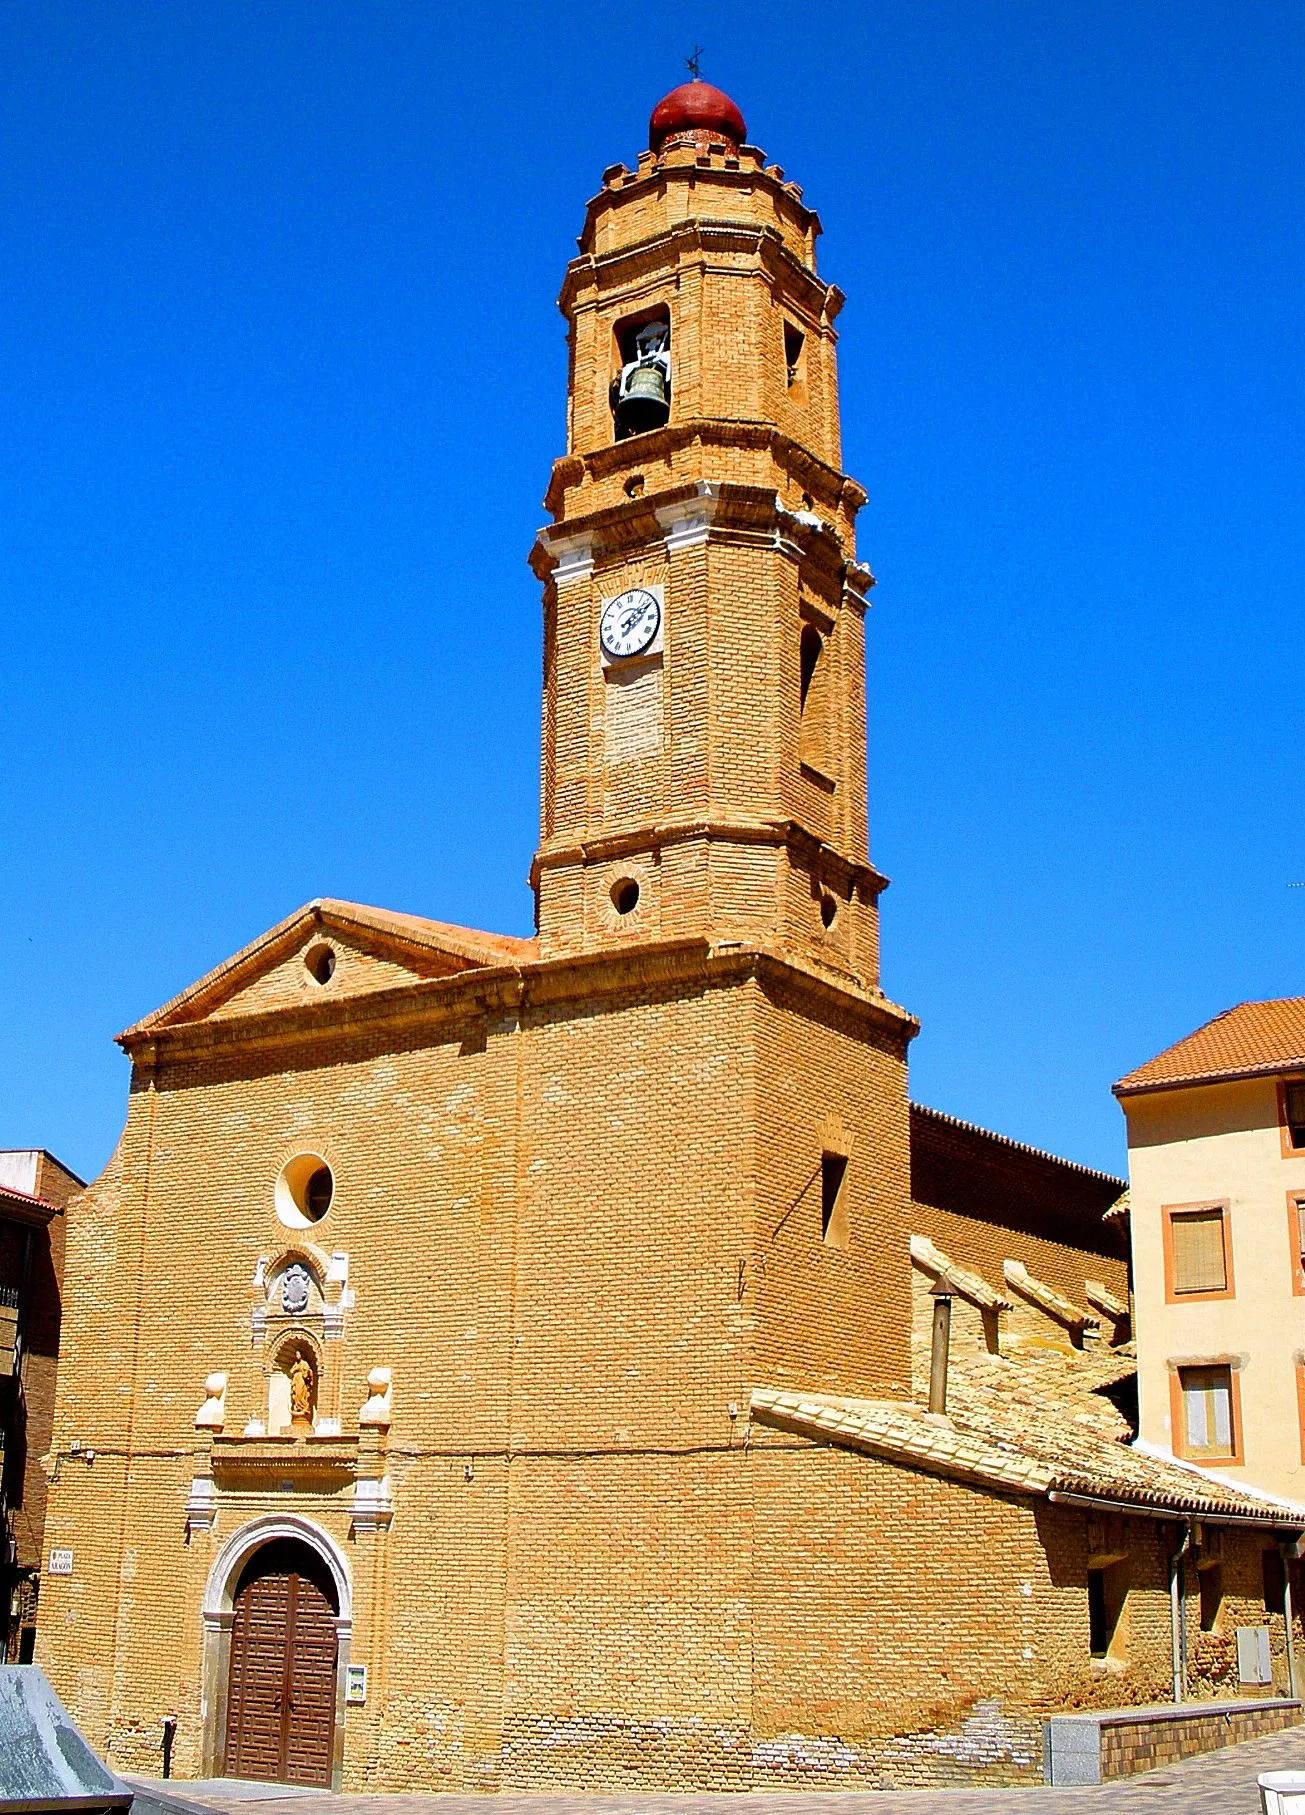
686, 44, 704, 80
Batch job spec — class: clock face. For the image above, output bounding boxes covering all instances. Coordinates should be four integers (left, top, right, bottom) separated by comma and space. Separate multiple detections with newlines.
599, 587, 661, 660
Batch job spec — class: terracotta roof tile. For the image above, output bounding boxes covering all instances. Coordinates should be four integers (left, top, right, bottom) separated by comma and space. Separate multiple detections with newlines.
322, 900, 535, 963
1115, 997, 1305, 1095
909, 1235, 1012, 1312
0, 1184, 60, 1225
1003, 1259, 1098, 1335
751, 1338, 1305, 1527
1084, 1279, 1129, 1321
122, 898, 536, 1039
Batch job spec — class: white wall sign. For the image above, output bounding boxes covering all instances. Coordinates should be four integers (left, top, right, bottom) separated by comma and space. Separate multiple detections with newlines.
345, 1663, 367, 1706
1237, 1624, 1273, 1685
48, 1548, 73, 1576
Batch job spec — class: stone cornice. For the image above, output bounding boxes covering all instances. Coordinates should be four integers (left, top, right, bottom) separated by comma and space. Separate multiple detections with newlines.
533, 476, 866, 603
570, 228, 838, 337
121, 935, 915, 1073
532, 814, 887, 899
538, 422, 864, 527
566, 214, 831, 314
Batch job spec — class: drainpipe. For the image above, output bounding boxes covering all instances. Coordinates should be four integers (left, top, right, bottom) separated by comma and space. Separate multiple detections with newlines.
928, 1276, 954, 1415
1169, 1521, 1193, 1703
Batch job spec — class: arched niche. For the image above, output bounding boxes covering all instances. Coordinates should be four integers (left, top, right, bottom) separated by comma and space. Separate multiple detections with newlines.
267, 1331, 323, 1435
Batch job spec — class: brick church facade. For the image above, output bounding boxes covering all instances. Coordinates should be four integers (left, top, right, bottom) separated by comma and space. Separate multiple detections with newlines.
39, 81, 1305, 1790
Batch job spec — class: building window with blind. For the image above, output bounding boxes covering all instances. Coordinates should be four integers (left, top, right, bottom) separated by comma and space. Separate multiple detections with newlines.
1289, 1195, 1305, 1296
1164, 1202, 1234, 1301
1173, 1363, 1240, 1463
1282, 1080, 1305, 1155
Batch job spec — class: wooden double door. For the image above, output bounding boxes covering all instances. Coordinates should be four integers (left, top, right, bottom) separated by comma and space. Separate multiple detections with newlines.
224, 1539, 339, 1786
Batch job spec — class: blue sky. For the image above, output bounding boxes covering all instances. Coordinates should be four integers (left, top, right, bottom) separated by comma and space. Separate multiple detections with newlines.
1, 1, 1301, 1183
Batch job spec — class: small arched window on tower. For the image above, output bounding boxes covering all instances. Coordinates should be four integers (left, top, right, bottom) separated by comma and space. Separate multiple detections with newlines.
784, 321, 806, 392
611, 309, 671, 441
799, 623, 822, 712
799, 616, 832, 779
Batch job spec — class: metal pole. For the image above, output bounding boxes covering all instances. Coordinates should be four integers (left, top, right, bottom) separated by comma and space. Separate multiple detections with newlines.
1168, 1525, 1192, 1704
1283, 1548, 1299, 1700
929, 1281, 953, 1415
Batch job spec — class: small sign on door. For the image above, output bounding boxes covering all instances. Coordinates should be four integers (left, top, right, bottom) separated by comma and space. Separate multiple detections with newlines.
345, 1664, 367, 1705
48, 1548, 74, 1577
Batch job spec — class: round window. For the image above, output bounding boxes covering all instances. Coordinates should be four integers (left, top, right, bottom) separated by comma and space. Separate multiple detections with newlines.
275, 1154, 334, 1229
305, 943, 336, 985
611, 878, 640, 916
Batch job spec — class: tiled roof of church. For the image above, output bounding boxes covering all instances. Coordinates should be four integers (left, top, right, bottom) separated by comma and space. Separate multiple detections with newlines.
909, 1234, 1012, 1312
909, 1103, 1126, 1254
1002, 1258, 1098, 1336
911, 1103, 1125, 1189
120, 898, 537, 1041
1115, 996, 1305, 1095
325, 901, 536, 963
752, 1338, 1305, 1528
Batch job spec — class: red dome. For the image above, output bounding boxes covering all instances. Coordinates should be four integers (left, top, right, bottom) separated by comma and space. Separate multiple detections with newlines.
649, 80, 746, 153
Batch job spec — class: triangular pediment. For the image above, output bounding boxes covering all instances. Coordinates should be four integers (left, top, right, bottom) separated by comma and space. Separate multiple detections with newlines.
120, 899, 535, 1041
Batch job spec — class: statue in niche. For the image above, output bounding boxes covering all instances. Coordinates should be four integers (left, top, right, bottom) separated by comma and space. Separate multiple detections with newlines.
280, 1262, 311, 1316
288, 1348, 316, 1429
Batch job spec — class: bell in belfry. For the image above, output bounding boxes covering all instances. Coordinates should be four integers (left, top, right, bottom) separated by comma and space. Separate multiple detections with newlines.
612, 318, 671, 438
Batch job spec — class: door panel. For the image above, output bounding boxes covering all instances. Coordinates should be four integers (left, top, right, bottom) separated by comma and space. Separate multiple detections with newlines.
224, 1540, 338, 1785
283, 1573, 338, 1785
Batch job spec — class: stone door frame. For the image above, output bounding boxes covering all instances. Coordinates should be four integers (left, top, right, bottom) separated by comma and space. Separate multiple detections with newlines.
199, 1512, 352, 1788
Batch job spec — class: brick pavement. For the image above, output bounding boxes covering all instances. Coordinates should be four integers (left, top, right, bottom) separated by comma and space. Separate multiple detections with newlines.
126, 1721, 1305, 1815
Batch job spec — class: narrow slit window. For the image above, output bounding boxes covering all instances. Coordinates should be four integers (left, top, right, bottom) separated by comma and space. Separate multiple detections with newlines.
1199, 1563, 1223, 1633
799, 620, 832, 778
1179, 1364, 1236, 1459
1263, 1548, 1287, 1615
1087, 1562, 1127, 1660
784, 321, 805, 388
1169, 1207, 1228, 1295
1087, 1570, 1108, 1656
821, 1152, 848, 1248
1286, 1081, 1305, 1151
799, 624, 822, 712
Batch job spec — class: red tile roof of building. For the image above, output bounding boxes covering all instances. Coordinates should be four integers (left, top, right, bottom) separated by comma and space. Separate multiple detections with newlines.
0, 1183, 61, 1226
1114, 996, 1305, 1096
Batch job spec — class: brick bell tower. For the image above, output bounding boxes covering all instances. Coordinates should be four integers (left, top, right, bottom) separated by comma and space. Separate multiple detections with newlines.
530, 79, 886, 985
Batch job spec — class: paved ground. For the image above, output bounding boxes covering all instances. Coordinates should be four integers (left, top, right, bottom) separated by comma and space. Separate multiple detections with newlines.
125, 1723, 1305, 1814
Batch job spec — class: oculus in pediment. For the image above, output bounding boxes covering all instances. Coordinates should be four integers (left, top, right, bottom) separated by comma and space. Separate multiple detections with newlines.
119, 898, 535, 1042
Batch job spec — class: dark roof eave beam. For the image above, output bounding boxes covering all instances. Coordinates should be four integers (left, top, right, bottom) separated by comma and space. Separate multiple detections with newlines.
1048, 1487, 1303, 1534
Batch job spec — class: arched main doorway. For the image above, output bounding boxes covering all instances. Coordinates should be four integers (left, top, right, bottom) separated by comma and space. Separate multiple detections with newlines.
223, 1538, 339, 1786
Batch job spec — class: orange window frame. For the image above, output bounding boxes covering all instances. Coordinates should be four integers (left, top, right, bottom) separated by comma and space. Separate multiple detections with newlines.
1279, 1079, 1305, 1159
1170, 1364, 1244, 1467
1288, 1192, 1305, 1296
1162, 1200, 1235, 1304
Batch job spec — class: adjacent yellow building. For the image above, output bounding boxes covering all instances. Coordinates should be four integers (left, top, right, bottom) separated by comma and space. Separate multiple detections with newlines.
1117, 997, 1305, 1502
